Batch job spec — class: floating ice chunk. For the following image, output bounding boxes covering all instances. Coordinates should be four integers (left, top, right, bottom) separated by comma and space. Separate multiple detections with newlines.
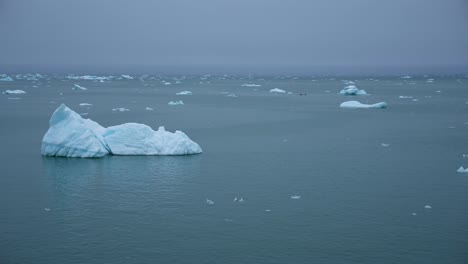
79, 103, 92, 106
226, 93, 238, 97
399, 96, 413, 99
436, 90, 441, 93
176, 91, 192, 95
224, 218, 233, 222
104, 125, 202, 155
241, 83, 261, 87
340, 101, 387, 109
401, 75, 412, 79
238, 197, 245, 203
426, 78, 434, 83
168, 100, 184, 106
44, 208, 51, 211
412, 212, 417, 216
67, 75, 111, 81
233, 197, 238, 202
145, 107, 154, 111
424, 205, 432, 209
73, 84, 87, 91
121, 75, 133, 80
164, 82, 171, 85
457, 166, 468, 173
0, 75, 14, 81
112, 108, 130, 112
339, 85, 367, 95
270, 88, 287, 93
41, 104, 202, 157
3, 89, 26, 94
265, 209, 271, 212
381, 143, 390, 147
290, 195, 301, 199
206, 199, 215, 206
41, 104, 110, 158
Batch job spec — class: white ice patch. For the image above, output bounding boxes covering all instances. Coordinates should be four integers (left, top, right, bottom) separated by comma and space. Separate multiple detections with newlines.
168, 100, 184, 106
270, 88, 287, 93
339, 85, 367, 96
79, 103, 92, 106
112, 108, 130, 112
145, 107, 154, 111
3, 89, 26, 94
340, 101, 387, 109
206, 199, 215, 206
241, 84, 261, 87
290, 195, 301, 199
73, 84, 88, 91
424, 205, 432, 209
381, 143, 390, 147
0, 75, 14, 81
399, 96, 413, 99
41, 104, 202, 158
121, 75, 133, 80
457, 166, 468, 173
176, 91, 192, 95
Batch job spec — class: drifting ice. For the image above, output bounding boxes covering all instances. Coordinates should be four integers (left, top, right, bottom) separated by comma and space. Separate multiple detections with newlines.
457, 166, 468, 173
241, 84, 261, 87
340, 101, 387, 109
270, 88, 287, 93
339, 85, 367, 95
168, 100, 184, 106
41, 104, 202, 157
3, 90, 26, 94
176, 91, 192, 95
73, 84, 88, 91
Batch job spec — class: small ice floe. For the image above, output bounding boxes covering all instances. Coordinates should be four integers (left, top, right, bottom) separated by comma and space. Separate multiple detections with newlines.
241, 83, 261, 87
0, 75, 14, 81
270, 88, 287, 93
457, 166, 468, 173
290, 195, 301, 200
401, 75, 412, 79
226, 93, 238, 97
238, 197, 245, 203
168, 100, 184, 106
412, 212, 417, 216
73, 84, 88, 91
224, 218, 233, 222
121, 75, 133, 80
164, 82, 171, 85
399, 96, 413, 99
145, 107, 154, 111
79, 103, 92, 106
112, 108, 130, 112
381, 143, 390, 147
206, 199, 215, 206
436, 90, 441, 93
340, 101, 387, 109
426, 78, 435, 83
339, 85, 367, 95
176, 91, 192, 95
233, 197, 238, 202
424, 205, 432, 209
3, 89, 26, 94
44, 208, 51, 211
265, 209, 271, 212
462, 154, 468, 158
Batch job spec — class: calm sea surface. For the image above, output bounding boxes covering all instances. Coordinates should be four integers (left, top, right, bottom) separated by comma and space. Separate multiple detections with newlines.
1, 75, 467, 263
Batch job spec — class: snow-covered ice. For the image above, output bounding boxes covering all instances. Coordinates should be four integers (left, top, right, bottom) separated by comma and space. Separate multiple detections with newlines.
226, 93, 238, 97
176, 91, 192, 95
168, 100, 184, 106
340, 101, 387, 109
457, 166, 468, 173
73, 84, 88, 91
121, 75, 133, 80
41, 104, 202, 158
339, 85, 367, 95
270, 88, 287, 93
3, 90, 26, 94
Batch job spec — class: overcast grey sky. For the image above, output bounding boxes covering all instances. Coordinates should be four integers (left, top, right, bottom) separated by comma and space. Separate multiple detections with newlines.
0, 0, 467, 74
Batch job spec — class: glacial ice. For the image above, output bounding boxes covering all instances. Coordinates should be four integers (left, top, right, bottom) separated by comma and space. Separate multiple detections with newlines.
3, 90, 26, 94
41, 104, 202, 158
270, 88, 286, 93
176, 91, 192, 95
340, 101, 387, 109
339, 85, 367, 95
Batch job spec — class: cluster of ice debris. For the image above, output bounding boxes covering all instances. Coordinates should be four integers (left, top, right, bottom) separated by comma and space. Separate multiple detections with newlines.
339, 85, 367, 96
41, 104, 202, 158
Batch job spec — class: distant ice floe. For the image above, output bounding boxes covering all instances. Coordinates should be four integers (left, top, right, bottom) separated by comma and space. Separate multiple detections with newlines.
339, 85, 367, 95
41, 104, 202, 157
67, 75, 111, 81
176, 91, 192, 95
340, 101, 387, 109
164, 82, 171, 85
206, 199, 215, 206
79, 103, 92, 106
381, 143, 390, 147
226, 93, 238, 97
424, 205, 432, 209
270, 88, 287, 93
457, 166, 468, 173
15, 73, 43, 81
3, 89, 26, 94
121, 75, 133, 80
426, 78, 435, 83
168, 100, 184, 106
73, 84, 88, 91
401, 75, 412, 79
112, 108, 130, 112
290, 195, 301, 199
462, 154, 468, 158
241, 83, 261, 87
399, 96, 413, 99
0, 75, 14, 81
145, 107, 154, 111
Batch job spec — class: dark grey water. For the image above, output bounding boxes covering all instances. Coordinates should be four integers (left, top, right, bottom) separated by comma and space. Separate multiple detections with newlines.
1, 75, 468, 263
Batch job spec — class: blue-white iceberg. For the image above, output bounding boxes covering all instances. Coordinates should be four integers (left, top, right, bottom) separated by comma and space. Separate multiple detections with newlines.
340, 101, 387, 109
41, 104, 202, 158
339, 85, 367, 95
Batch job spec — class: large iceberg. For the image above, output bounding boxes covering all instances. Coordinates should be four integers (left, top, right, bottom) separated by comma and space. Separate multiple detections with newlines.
41, 104, 202, 158
339, 85, 367, 95
340, 101, 387, 109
